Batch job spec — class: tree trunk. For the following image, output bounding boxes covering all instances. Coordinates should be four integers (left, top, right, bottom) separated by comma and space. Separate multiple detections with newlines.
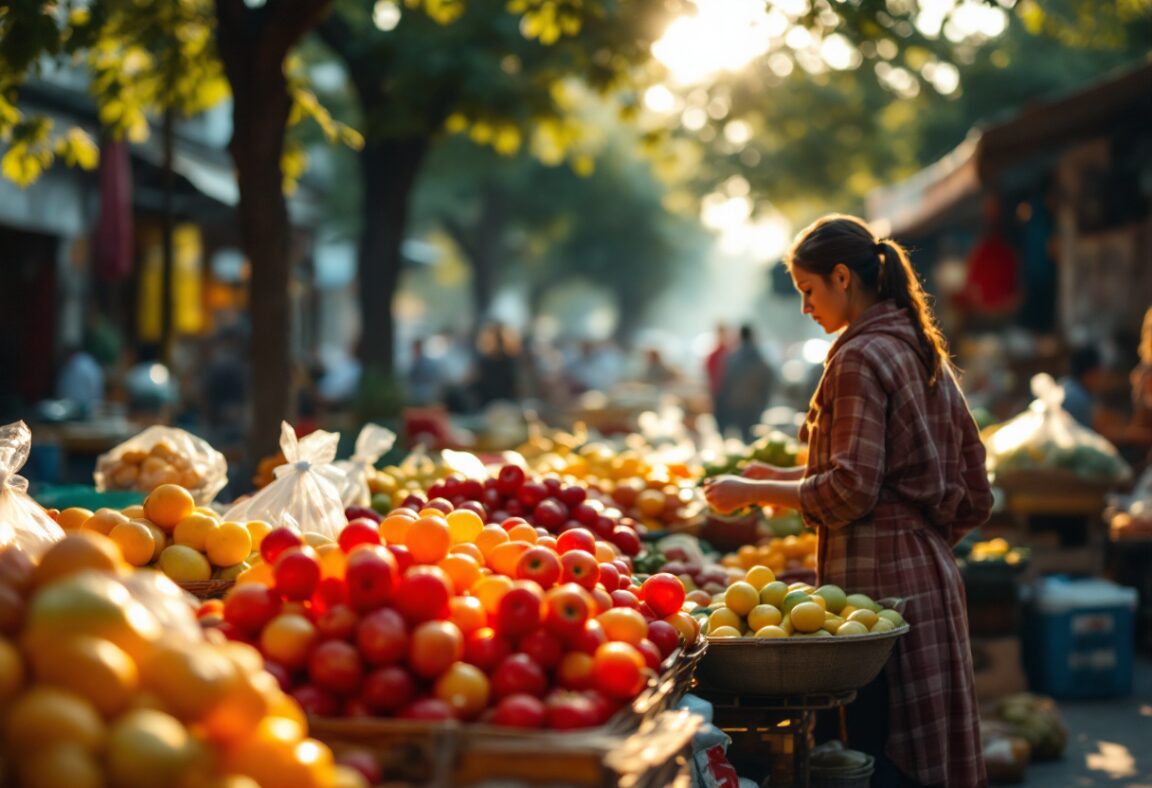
214, 1, 315, 464
358, 136, 431, 380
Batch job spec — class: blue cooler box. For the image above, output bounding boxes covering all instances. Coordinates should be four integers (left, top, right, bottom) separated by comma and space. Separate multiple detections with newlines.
1023, 577, 1137, 698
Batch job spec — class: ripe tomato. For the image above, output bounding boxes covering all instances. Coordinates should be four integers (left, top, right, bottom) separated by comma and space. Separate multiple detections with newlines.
640, 573, 686, 618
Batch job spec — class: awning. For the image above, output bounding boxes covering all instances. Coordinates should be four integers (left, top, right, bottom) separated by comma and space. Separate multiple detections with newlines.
868, 62, 1152, 237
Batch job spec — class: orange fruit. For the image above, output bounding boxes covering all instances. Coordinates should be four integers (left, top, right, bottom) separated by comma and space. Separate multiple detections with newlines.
438, 554, 481, 594
505, 523, 539, 544
404, 516, 451, 564
597, 608, 648, 646
139, 643, 240, 723
445, 509, 484, 544
108, 520, 157, 567
486, 541, 532, 577
475, 525, 510, 559
157, 545, 212, 583
80, 508, 129, 536
378, 513, 415, 545
57, 508, 94, 533
29, 634, 138, 717
448, 596, 487, 633
0, 639, 26, 704
5, 685, 105, 754
31, 532, 125, 587
471, 575, 514, 615
206, 522, 253, 568
236, 561, 275, 587
449, 542, 485, 565
143, 484, 196, 531
173, 513, 220, 551
789, 602, 826, 634
17, 742, 104, 788
106, 708, 209, 788
594, 541, 619, 563
246, 520, 274, 550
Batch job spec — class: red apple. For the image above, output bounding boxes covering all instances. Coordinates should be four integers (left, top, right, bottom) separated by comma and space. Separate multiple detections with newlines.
545, 692, 598, 730
396, 566, 452, 624
556, 528, 597, 555
398, 697, 456, 721
517, 481, 549, 510
362, 666, 418, 714
274, 546, 321, 601
495, 464, 526, 496
532, 498, 568, 529
544, 584, 592, 640
495, 580, 545, 638
336, 749, 382, 786
260, 527, 303, 564
344, 506, 382, 524
635, 639, 662, 671
223, 584, 282, 633
517, 628, 564, 671
645, 619, 680, 658
641, 573, 686, 617
490, 693, 546, 728
356, 608, 408, 666
597, 562, 621, 592
610, 589, 640, 609
559, 485, 587, 508
339, 519, 382, 553
292, 684, 339, 717
610, 526, 642, 557
385, 544, 414, 575
315, 604, 360, 641
308, 639, 364, 696
344, 544, 399, 612
573, 619, 609, 655
560, 550, 600, 589
490, 653, 547, 700
463, 627, 513, 672
516, 546, 562, 589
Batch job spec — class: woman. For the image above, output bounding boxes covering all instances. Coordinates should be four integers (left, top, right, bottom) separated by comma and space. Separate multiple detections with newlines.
704, 214, 992, 787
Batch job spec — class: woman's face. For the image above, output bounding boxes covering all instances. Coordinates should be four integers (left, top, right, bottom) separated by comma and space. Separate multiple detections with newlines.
792, 265, 851, 334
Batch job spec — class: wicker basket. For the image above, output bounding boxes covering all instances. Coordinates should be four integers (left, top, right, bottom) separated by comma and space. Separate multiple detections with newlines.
177, 579, 235, 599
694, 625, 909, 696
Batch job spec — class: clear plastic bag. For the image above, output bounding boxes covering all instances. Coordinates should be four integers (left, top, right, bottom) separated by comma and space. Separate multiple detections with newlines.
222, 422, 346, 539
985, 373, 1131, 483
0, 421, 66, 558
334, 423, 396, 508
94, 425, 228, 504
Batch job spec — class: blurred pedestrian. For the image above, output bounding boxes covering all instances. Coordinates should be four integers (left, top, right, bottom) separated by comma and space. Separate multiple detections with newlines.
704, 322, 731, 403
714, 324, 774, 442
1059, 344, 1103, 429
202, 328, 248, 445
405, 337, 444, 406
640, 348, 679, 387
703, 214, 991, 788
474, 323, 521, 406
56, 343, 104, 415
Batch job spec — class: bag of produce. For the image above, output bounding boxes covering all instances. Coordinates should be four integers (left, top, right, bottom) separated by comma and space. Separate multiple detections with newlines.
334, 422, 396, 508
0, 421, 65, 558
992, 693, 1067, 761
222, 422, 346, 539
94, 424, 228, 504
984, 373, 1130, 484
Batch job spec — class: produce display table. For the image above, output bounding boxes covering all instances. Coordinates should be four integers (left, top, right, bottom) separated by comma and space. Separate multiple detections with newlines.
310, 709, 701, 787
693, 687, 857, 788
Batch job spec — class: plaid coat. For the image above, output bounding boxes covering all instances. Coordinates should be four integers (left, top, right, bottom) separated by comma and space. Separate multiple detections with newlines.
798, 300, 992, 787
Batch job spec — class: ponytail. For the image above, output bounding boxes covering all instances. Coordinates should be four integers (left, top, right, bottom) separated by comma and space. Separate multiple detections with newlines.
877, 238, 953, 387
788, 214, 955, 387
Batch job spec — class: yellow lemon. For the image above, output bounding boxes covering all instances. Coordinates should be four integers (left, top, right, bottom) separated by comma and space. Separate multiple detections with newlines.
723, 581, 760, 617
707, 625, 742, 639
759, 581, 789, 608
847, 608, 879, 629
206, 522, 253, 568
754, 625, 789, 639
836, 620, 870, 637
747, 604, 783, 631
744, 565, 776, 590
789, 602, 826, 634
173, 513, 219, 551
157, 545, 212, 583
707, 607, 741, 633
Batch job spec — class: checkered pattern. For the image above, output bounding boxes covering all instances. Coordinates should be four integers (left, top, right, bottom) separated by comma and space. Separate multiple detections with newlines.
798, 301, 992, 787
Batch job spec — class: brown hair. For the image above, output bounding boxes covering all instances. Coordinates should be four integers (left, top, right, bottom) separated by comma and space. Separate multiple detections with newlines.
787, 213, 953, 386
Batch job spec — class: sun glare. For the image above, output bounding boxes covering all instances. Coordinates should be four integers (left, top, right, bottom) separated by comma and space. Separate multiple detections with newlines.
652, 0, 776, 85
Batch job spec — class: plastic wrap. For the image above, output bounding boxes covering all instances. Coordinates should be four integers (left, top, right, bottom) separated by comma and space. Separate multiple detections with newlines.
985, 373, 1130, 484
334, 423, 396, 508
94, 425, 228, 504
0, 421, 65, 558
222, 422, 346, 539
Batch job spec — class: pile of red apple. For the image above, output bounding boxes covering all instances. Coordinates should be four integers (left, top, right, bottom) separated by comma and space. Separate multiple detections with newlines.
204, 504, 699, 731
355, 464, 645, 558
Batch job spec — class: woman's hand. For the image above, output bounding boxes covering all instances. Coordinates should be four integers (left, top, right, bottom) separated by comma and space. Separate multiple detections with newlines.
702, 475, 757, 514
741, 461, 788, 481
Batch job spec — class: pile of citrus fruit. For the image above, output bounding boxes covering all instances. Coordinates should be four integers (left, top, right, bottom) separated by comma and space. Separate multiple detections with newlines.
0, 533, 362, 787
720, 531, 818, 576
52, 484, 269, 585
697, 564, 907, 639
